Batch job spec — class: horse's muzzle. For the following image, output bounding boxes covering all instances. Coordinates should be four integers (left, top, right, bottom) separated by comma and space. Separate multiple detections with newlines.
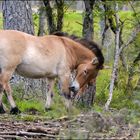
69, 80, 80, 93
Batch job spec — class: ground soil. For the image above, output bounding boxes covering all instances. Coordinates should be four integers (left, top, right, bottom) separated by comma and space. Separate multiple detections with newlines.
0, 110, 139, 140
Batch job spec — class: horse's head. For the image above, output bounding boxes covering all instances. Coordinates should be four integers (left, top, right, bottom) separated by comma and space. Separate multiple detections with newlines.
69, 57, 101, 93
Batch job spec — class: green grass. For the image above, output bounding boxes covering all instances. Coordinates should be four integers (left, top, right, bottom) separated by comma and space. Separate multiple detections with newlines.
63, 11, 83, 36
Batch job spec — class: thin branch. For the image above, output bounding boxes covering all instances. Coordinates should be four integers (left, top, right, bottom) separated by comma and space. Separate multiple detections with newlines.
119, 27, 140, 54
75, 21, 83, 26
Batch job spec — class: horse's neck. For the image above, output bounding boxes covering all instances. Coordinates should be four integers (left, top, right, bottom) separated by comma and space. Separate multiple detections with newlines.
67, 41, 93, 69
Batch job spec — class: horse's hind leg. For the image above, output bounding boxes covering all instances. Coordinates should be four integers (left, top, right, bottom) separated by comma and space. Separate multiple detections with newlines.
0, 69, 20, 114
45, 79, 55, 111
0, 70, 6, 113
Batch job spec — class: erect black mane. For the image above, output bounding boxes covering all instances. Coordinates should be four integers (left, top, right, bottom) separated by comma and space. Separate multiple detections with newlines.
52, 31, 104, 69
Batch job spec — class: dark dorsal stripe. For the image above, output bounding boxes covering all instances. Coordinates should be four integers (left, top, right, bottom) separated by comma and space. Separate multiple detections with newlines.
52, 31, 104, 69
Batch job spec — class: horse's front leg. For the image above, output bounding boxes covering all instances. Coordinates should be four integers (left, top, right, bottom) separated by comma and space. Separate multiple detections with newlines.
60, 75, 73, 110
0, 70, 20, 114
45, 79, 55, 110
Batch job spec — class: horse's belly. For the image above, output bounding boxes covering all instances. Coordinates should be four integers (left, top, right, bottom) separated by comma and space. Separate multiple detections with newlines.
16, 46, 60, 78
16, 63, 57, 79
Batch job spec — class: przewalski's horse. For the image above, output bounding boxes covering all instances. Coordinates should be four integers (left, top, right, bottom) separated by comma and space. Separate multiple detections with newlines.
0, 30, 104, 114
53, 32, 104, 100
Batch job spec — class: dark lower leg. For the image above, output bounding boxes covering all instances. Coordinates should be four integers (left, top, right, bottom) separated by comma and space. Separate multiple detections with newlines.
0, 85, 5, 113
10, 107, 21, 114
4, 84, 21, 114
0, 103, 5, 114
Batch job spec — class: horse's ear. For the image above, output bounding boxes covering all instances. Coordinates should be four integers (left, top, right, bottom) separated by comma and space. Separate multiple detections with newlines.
92, 57, 98, 65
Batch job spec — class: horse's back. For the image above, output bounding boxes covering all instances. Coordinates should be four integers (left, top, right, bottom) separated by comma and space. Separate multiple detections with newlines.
0, 30, 34, 69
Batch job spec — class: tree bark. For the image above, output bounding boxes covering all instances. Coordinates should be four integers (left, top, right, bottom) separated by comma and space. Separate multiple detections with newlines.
2, 0, 44, 97
3, 0, 34, 34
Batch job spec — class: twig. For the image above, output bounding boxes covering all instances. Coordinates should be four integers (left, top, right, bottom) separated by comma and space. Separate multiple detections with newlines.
17, 131, 58, 138
129, 1, 140, 25
75, 21, 83, 26
119, 27, 140, 54
27, 126, 59, 135
0, 135, 25, 140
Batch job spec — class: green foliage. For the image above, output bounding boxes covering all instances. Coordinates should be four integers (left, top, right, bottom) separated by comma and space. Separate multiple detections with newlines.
0, 13, 3, 30
33, 13, 39, 35
95, 68, 139, 111
63, 11, 83, 36
96, 69, 111, 105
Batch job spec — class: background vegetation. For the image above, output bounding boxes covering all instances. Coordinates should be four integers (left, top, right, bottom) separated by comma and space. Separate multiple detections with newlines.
1, 8, 139, 121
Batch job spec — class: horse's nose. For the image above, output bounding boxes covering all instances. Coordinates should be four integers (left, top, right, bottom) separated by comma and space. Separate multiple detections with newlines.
69, 86, 76, 92
69, 80, 80, 92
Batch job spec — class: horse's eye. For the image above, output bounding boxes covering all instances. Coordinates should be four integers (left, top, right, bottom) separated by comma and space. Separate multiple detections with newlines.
83, 70, 87, 75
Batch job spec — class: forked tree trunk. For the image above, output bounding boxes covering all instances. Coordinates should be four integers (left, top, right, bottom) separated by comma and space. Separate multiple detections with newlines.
2, 0, 45, 97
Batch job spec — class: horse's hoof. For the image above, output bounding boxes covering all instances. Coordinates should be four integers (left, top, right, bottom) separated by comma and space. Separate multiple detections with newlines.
10, 107, 21, 114
45, 107, 52, 112
0, 104, 5, 114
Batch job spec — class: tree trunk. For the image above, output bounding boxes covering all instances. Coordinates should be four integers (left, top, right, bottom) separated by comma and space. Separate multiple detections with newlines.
82, 0, 95, 40
38, 2, 48, 36
3, 0, 34, 34
43, 0, 56, 34
2, 0, 44, 97
55, 0, 64, 31
80, 0, 96, 107
105, 2, 120, 110
43, 0, 64, 34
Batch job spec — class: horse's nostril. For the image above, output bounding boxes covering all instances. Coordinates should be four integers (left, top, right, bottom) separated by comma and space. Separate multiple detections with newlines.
69, 86, 75, 92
